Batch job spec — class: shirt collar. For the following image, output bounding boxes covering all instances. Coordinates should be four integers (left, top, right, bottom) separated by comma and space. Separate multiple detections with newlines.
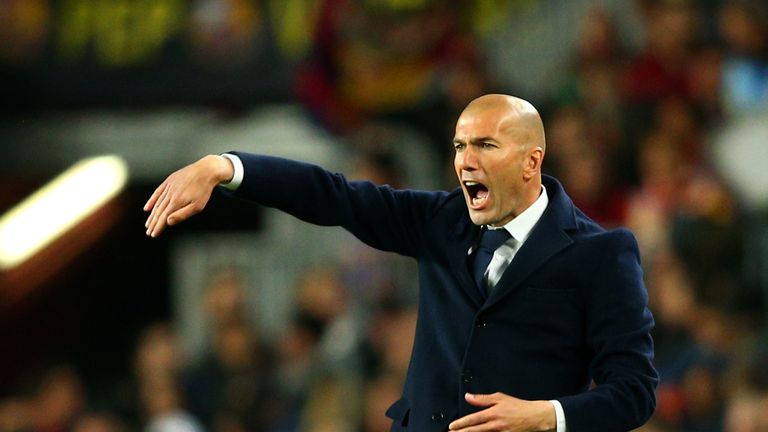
487, 185, 548, 244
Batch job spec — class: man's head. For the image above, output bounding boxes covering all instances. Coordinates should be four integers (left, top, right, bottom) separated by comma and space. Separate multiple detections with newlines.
453, 94, 546, 227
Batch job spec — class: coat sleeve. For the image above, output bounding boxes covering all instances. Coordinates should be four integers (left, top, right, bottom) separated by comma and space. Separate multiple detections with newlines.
558, 228, 658, 431
223, 152, 448, 258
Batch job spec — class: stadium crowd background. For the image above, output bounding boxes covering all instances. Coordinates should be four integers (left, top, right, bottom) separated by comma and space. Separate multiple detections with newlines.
1, 0, 768, 431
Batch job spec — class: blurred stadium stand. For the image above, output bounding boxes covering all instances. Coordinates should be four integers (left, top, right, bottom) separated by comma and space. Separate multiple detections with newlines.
1, 0, 768, 431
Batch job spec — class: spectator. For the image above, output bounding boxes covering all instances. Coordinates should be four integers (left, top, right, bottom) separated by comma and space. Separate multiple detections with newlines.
718, 0, 768, 116
296, 0, 489, 156
32, 366, 86, 432
71, 412, 126, 432
187, 321, 277, 430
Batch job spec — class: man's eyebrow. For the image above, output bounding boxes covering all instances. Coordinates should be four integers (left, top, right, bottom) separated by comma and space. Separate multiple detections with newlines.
453, 136, 497, 143
453, 136, 501, 147
471, 136, 498, 144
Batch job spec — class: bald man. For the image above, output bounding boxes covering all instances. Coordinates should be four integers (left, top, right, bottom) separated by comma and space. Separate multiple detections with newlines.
145, 95, 657, 431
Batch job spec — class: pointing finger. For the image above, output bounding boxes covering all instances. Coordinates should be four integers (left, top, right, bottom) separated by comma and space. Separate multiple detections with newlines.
146, 188, 171, 236
144, 181, 167, 213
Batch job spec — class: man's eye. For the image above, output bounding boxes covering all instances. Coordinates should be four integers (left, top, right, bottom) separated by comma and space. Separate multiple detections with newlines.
454, 143, 465, 150
481, 142, 494, 148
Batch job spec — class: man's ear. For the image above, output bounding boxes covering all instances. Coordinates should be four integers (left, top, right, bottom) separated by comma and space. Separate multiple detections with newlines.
523, 147, 544, 179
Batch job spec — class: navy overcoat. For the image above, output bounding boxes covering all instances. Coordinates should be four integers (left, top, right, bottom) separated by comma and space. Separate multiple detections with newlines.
227, 152, 658, 432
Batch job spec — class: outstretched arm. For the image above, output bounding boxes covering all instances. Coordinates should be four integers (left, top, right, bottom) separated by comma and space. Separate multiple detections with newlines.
145, 152, 448, 256
144, 155, 234, 237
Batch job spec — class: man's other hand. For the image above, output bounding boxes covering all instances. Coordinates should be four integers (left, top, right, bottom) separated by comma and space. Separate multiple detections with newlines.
143, 155, 234, 237
448, 392, 556, 432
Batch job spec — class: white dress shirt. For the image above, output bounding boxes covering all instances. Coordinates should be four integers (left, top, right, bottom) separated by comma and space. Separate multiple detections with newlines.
220, 153, 566, 431
220, 153, 244, 190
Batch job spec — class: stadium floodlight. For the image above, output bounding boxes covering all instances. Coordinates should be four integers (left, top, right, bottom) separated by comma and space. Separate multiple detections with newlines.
0, 155, 129, 271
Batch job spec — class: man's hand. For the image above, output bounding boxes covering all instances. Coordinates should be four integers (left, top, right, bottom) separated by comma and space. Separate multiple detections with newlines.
143, 155, 234, 237
448, 393, 556, 432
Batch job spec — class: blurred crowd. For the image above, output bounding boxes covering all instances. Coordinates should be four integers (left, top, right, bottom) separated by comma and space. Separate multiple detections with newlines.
2, 0, 768, 431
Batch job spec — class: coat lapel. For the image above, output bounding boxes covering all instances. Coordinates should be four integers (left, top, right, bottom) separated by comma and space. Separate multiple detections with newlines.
482, 176, 577, 310
483, 219, 572, 309
447, 215, 484, 308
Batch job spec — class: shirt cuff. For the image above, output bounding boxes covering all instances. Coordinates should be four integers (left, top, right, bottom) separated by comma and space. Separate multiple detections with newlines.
220, 153, 244, 190
549, 400, 567, 432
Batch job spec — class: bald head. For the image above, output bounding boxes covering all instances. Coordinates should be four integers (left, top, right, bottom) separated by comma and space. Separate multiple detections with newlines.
461, 94, 546, 151
453, 94, 546, 226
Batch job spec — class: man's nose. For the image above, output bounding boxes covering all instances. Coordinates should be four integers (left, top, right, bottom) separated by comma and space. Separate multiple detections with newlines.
457, 147, 479, 171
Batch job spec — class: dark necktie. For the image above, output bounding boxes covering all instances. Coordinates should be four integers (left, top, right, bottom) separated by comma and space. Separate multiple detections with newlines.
473, 228, 511, 294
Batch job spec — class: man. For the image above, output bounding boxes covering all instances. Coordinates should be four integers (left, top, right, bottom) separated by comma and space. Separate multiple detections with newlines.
145, 95, 657, 431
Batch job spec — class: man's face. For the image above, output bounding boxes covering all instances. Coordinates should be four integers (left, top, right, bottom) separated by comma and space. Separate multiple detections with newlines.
453, 107, 531, 227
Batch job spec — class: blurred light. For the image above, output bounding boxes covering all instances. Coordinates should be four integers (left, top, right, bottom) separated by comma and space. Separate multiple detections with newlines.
0, 155, 128, 271
713, 112, 768, 211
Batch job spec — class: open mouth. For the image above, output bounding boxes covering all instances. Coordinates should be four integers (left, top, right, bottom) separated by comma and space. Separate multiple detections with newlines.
463, 181, 489, 207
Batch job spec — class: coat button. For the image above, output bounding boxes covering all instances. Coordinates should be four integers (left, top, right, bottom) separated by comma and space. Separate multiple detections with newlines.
431, 412, 445, 422
475, 318, 487, 328
462, 369, 473, 383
